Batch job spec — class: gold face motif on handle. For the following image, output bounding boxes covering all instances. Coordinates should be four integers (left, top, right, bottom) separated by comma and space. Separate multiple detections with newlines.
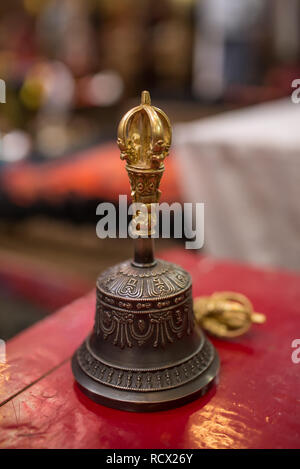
118, 91, 172, 236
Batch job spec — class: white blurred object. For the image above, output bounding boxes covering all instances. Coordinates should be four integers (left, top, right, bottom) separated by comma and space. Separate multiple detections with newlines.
200, 0, 264, 36
42, 61, 75, 111
193, 0, 266, 99
0, 339, 6, 364
174, 99, 300, 270
87, 70, 124, 106
0, 130, 32, 162
36, 121, 69, 157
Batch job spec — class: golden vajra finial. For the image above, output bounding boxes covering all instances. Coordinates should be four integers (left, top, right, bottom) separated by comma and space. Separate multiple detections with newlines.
194, 292, 266, 339
117, 91, 172, 243
117, 90, 171, 203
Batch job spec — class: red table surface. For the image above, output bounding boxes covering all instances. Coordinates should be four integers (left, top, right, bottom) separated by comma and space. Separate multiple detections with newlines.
0, 249, 299, 449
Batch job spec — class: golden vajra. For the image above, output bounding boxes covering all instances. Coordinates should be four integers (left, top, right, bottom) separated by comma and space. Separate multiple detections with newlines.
117, 90, 171, 238
194, 292, 266, 339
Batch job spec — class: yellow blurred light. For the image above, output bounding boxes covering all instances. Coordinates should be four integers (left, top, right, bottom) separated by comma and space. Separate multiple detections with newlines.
20, 78, 44, 110
23, 0, 47, 15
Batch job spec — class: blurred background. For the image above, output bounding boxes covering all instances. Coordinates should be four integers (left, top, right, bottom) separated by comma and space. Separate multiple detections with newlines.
0, 0, 300, 339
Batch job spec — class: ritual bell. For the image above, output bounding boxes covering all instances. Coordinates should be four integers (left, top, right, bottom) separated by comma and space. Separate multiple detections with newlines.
72, 91, 220, 411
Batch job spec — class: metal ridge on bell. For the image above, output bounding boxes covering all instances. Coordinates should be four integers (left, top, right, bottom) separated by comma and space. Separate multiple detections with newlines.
72, 91, 220, 412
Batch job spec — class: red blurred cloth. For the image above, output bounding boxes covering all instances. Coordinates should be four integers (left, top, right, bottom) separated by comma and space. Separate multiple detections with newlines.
1, 143, 180, 205
0, 249, 300, 448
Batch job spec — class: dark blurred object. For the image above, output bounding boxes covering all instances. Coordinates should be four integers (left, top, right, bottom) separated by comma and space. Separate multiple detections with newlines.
0, 289, 47, 340
193, 0, 300, 103
193, 0, 268, 101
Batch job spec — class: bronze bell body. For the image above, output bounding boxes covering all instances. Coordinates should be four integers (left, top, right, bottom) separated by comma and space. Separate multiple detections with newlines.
72, 92, 219, 411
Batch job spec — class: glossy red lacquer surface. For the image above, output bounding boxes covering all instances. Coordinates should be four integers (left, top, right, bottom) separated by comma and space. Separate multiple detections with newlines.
0, 249, 299, 449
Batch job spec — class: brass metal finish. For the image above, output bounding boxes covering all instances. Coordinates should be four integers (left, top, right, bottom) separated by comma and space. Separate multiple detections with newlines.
117, 90, 171, 264
194, 291, 266, 339
72, 92, 219, 411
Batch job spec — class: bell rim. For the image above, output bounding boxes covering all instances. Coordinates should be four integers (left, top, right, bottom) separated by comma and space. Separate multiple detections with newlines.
72, 346, 219, 412
83, 330, 206, 373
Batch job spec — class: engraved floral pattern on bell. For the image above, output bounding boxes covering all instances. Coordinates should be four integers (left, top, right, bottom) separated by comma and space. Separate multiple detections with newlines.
97, 259, 191, 300
96, 302, 194, 350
